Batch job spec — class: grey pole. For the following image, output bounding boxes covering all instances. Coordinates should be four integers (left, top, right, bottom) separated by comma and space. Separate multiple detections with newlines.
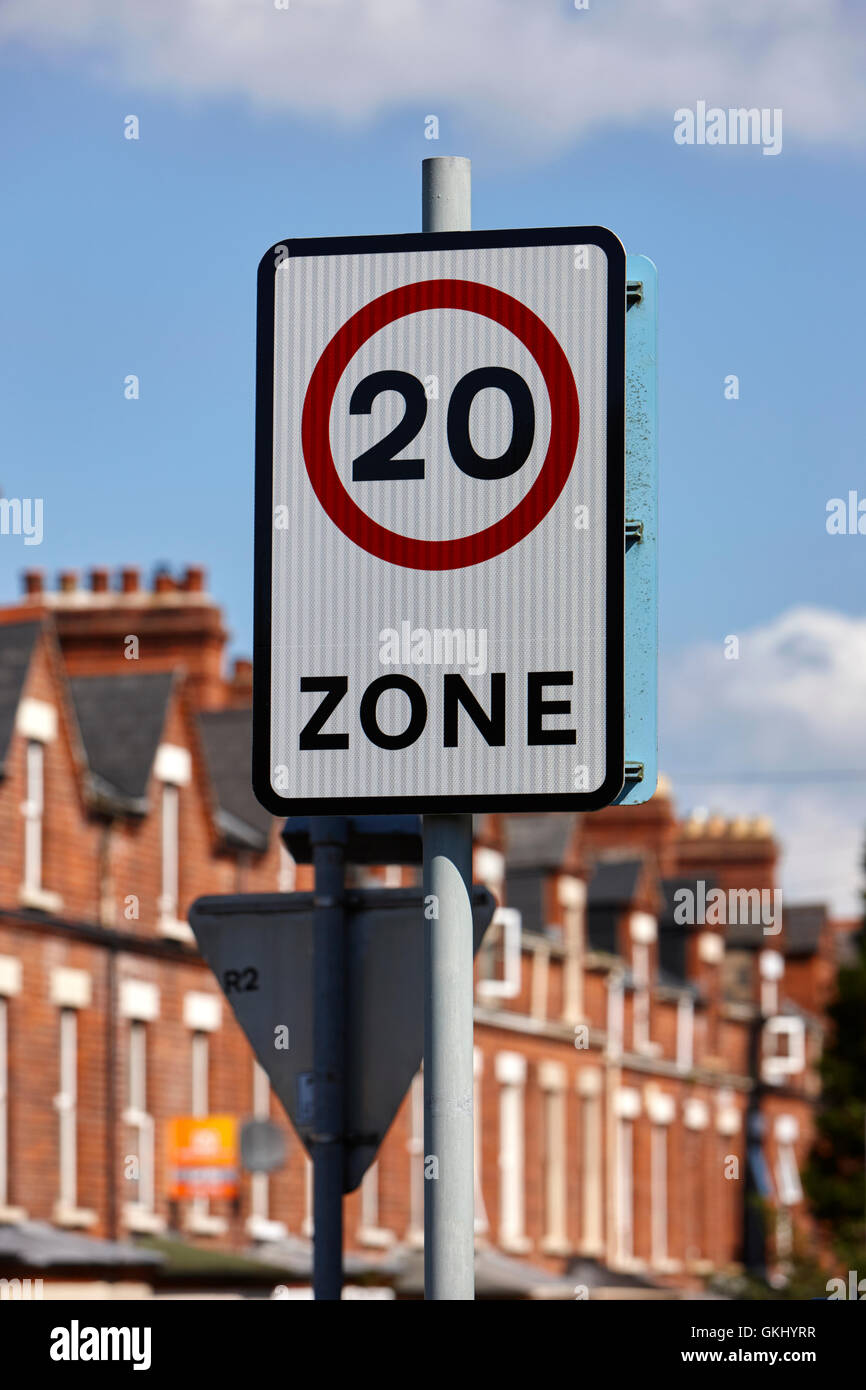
422, 155, 471, 235
310, 815, 348, 1300
421, 155, 475, 1301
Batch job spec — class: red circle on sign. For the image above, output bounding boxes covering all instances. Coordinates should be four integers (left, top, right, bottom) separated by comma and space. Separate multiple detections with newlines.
301, 278, 579, 570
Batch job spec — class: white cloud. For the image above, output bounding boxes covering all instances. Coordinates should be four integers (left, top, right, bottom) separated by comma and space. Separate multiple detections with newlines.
0, 0, 864, 155
662, 606, 866, 916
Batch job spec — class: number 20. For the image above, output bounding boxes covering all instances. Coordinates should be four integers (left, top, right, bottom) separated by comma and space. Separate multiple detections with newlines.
350, 367, 535, 483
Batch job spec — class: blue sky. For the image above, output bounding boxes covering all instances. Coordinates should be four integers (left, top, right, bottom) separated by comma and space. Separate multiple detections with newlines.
1, 1, 865, 908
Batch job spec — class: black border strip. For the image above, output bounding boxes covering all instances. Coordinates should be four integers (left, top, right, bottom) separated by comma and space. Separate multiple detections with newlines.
253, 226, 625, 814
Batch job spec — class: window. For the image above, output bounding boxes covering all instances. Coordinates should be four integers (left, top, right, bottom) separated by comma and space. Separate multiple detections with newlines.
248, 1061, 286, 1241
763, 1016, 805, 1084
303, 1155, 314, 1238
474, 1048, 489, 1235
559, 875, 586, 1024
629, 914, 659, 1056
606, 970, 625, 1058
57, 1010, 78, 1210
0, 957, 22, 1219
651, 1127, 668, 1266
0, 998, 8, 1214
51, 969, 94, 1228
358, 1160, 393, 1247
477, 907, 521, 1000
496, 1051, 529, 1252
632, 944, 650, 1051
406, 1070, 423, 1246
721, 948, 753, 1004
539, 1061, 568, 1254
774, 1115, 803, 1206
23, 740, 43, 894
182, 990, 225, 1235
646, 1088, 675, 1269
159, 784, 179, 924
121, 981, 162, 1233
17, 699, 61, 911
154, 744, 192, 940
613, 1088, 640, 1265
578, 1069, 603, 1254
683, 1098, 709, 1263
676, 995, 694, 1072
760, 950, 784, 1016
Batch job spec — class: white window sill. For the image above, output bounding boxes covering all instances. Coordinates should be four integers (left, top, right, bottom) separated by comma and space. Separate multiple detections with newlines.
406, 1226, 424, 1250
19, 885, 63, 914
652, 1257, 682, 1274
541, 1235, 572, 1258
158, 917, 195, 944
123, 1205, 166, 1234
246, 1216, 287, 1242
357, 1225, 395, 1249
53, 1203, 97, 1229
500, 1234, 532, 1255
0, 1205, 27, 1224
579, 1241, 605, 1259
184, 1210, 227, 1237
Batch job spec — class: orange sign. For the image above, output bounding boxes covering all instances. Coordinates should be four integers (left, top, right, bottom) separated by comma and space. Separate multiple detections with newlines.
167, 1115, 239, 1200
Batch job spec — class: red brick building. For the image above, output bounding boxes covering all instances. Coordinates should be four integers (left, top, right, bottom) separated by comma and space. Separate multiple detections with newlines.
0, 565, 846, 1297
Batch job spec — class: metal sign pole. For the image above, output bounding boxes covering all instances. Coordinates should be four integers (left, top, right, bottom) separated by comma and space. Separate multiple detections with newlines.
421, 156, 475, 1302
310, 815, 348, 1300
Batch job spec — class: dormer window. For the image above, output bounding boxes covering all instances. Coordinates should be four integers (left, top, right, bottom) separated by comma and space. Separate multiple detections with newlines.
154, 744, 193, 941
16, 698, 62, 912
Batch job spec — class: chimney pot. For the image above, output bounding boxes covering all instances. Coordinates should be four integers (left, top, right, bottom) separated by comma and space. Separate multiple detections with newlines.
154, 572, 175, 594
120, 567, 140, 594
183, 566, 206, 593
22, 570, 44, 597
89, 567, 109, 593
59, 570, 78, 593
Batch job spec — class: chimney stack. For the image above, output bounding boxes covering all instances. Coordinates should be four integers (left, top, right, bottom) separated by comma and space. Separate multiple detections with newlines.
183, 566, 206, 593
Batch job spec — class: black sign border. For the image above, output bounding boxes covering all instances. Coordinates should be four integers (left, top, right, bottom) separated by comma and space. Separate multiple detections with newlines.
254, 226, 625, 814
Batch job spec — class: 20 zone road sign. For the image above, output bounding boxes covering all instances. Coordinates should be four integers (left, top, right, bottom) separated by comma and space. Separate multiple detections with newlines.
254, 226, 626, 814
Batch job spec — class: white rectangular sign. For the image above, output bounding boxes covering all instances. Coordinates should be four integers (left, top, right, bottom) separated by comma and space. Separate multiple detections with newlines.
254, 227, 625, 813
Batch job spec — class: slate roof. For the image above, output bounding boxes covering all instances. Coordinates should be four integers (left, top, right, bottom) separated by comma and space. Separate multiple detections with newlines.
0, 1220, 164, 1272
198, 707, 273, 851
587, 856, 645, 907
504, 868, 548, 935
504, 814, 576, 870
388, 1244, 575, 1299
0, 620, 40, 774
783, 904, 827, 957
68, 671, 175, 812
659, 874, 719, 927
656, 876, 711, 981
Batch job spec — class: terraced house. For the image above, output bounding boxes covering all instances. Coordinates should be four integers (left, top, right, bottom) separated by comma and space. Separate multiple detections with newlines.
0, 566, 850, 1297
